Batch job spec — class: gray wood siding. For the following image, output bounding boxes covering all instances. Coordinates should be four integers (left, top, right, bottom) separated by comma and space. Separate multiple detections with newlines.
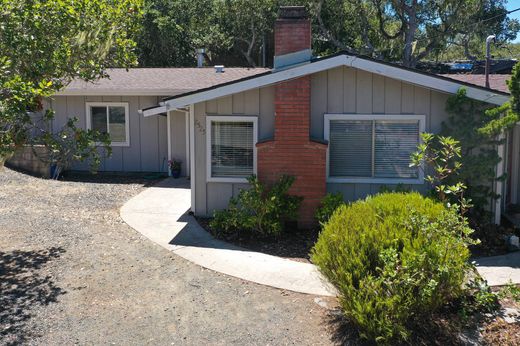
193, 86, 275, 216
194, 68, 452, 215
311, 66, 449, 201
48, 95, 167, 172
169, 110, 188, 176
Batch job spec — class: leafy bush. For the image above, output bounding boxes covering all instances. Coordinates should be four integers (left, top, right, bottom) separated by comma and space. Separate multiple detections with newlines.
37, 115, 112, 179
210, 175, 302, 237
312, 192, 475, 343
315, 192, 344, 225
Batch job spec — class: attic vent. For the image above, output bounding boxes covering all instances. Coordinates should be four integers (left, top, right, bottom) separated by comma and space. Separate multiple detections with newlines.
214, 65, 225, 73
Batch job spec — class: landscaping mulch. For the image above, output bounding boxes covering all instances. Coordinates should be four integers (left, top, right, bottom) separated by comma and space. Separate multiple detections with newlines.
196, 217, 318, 263
481, 318, 520, 345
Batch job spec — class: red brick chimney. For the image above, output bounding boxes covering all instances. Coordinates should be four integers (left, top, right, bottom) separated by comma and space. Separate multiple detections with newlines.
257, 6, 327, 229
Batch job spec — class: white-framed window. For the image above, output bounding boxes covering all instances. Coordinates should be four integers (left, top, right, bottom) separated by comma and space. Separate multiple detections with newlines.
86, 102, 130, 146
206, 116, 258, 183
324, 114, 425, 184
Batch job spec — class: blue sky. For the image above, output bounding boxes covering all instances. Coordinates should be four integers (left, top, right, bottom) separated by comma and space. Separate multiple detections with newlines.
507, 1, 520, 42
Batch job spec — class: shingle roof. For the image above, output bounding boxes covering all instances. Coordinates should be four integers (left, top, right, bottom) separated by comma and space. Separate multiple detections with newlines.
440, 74, 511, 94
58, 67, 270, 96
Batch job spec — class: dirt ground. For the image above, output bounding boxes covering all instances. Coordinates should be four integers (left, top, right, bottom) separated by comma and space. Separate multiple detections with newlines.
0, 168, 336, 346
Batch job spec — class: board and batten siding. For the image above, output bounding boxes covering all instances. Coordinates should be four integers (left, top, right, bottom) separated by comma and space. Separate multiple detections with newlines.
193, 67, 452, 216
311, 66, 451, 201
193, 86, 275, 216
48, 95, 168, 172
169, 110, 188, 176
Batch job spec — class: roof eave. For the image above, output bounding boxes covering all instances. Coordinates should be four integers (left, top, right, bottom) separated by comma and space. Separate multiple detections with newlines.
141, 53, 508, 116
54, 89, 191, 97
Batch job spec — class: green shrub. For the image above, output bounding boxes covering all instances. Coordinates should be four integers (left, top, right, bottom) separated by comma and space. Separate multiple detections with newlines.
315, 192, 344, 225
210, 175, 302, 237
311, 192, 474, 343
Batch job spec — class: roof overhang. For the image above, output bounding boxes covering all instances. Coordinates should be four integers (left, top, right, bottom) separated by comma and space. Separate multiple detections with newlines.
55, 88, 192, 97
141, 53, 510, 117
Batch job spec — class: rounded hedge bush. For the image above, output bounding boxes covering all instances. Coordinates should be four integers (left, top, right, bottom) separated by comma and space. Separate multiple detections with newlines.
311, 192, 472, 343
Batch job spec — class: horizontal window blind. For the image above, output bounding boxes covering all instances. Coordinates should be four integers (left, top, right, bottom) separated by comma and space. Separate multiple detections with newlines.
211, 121, 254, 177
329, 120, 372, 177
374, 121, 419, 178
329, 119, 420, 179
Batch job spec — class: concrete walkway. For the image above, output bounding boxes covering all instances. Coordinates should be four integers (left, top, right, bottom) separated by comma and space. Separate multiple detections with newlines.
120, 178, 336, 297
476, 252, 520, 286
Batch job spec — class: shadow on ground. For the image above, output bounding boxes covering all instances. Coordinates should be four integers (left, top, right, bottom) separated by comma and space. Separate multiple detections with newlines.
0, 247, 66, 345
324, 308, 481, 346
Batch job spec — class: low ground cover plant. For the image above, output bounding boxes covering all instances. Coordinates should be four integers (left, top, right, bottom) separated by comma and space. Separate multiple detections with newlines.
210, 175, 302, 238
312, 192, 475, 343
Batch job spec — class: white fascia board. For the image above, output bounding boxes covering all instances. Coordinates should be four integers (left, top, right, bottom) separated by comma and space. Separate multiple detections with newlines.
144, 54, 509, 116
345, 55, 509, 105
162, 55, 348, 111
143, 105, 167, 117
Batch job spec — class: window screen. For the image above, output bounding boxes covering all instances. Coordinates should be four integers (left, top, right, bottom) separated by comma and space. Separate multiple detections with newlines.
329, 119, 420, 179
211, 121, 254, 178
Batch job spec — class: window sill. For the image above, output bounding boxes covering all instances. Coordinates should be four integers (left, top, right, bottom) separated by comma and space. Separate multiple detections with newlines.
326, 177, 424, 185
207, 177, 249, 184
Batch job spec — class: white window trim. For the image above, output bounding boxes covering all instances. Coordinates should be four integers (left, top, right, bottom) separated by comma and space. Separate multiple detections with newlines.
324, 113, 426, 185
206, 115, 258, 183
85, 102, 130, 147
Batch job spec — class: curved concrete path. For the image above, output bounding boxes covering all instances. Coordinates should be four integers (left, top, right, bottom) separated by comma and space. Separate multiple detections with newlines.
120, 178, 336, 297
476, 252, 520, 286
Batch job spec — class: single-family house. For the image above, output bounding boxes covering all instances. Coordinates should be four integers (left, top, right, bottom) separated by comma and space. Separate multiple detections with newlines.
49, 6, 514, 227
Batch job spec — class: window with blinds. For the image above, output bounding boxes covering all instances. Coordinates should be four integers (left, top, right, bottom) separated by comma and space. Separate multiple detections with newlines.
327, 116, 423, 181
210, 120, 255, 178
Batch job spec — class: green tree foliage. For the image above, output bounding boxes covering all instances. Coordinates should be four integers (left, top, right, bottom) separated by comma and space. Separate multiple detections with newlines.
480, 62, 520, 137
137, 0, 214, 67
437, 89, 504, 215
0, 0, 142, 163
138, 0, 290, 67
137, 0, 518, 68
410, 133, 471, 213
38, 115, 112, 179
312, 192, 475, 343
445, 0, 520, 61
314, 0, 519, 67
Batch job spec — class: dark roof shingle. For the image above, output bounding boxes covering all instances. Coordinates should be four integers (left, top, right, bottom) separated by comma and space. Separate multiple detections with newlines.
60, 67, 270, 96
440, 74, 511, 94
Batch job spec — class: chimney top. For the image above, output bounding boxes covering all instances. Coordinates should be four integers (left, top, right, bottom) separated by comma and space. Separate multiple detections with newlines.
278, 6, 307, 19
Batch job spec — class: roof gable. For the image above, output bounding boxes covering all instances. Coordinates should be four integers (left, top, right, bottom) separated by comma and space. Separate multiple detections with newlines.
143, 53, 509, 116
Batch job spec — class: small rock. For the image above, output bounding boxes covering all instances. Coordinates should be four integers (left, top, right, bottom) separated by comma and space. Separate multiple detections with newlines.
314, 297, 328, 309
502, 307, 520, 323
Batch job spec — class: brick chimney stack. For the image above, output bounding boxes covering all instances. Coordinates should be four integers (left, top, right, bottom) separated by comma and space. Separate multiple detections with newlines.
257, 6, 327, 229
274, 6, 311, 56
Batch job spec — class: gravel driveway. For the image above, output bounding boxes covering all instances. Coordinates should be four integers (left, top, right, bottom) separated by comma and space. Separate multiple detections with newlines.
0, 168, 336, 345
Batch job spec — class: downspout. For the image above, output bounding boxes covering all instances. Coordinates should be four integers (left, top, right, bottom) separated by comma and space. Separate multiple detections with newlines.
495, 132, 506, 224
485, 35, 496, 89
167, 111, 172, 176
189, 104, 196, 214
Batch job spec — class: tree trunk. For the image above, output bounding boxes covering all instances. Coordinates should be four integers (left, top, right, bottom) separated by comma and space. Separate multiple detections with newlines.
402, 3, 417, 68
